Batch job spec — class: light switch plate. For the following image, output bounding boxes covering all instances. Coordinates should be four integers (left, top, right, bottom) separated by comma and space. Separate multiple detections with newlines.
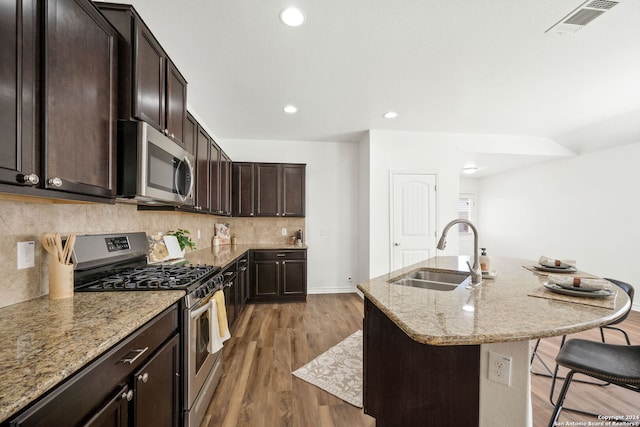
17, 241, 35, 269
281, 228, 287, 236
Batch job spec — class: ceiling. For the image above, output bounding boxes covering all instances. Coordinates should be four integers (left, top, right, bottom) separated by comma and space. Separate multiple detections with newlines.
113, 0, 640, 173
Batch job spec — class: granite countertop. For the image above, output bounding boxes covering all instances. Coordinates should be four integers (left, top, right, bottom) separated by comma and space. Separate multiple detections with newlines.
184, 243, 307, 268
0, 291, 184, 423
357, 256, 631, 346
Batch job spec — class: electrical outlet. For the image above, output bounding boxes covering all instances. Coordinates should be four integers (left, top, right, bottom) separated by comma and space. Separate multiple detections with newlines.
281, 228, 287, 236
488, 351, 512, 386
17, 241, 35, 270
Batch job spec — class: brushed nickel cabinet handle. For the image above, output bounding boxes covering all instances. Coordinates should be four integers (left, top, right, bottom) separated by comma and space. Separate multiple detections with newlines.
119, 347, 148, 365
138, 372, 149, 383
121, 390, 133, 401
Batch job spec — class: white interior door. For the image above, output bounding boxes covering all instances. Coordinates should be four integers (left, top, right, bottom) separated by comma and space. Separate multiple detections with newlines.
391, 173, 437, 271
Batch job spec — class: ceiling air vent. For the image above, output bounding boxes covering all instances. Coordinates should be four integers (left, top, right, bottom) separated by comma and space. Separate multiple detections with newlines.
546, 0, 623, 34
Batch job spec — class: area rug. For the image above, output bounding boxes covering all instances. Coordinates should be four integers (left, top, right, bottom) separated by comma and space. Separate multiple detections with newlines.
292, 329, 363, 408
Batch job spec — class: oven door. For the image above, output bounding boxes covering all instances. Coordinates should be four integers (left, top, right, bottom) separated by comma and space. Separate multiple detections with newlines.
186, 294, 221, 409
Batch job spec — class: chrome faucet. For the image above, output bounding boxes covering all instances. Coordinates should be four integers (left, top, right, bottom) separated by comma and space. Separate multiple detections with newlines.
436, 219, 483, 286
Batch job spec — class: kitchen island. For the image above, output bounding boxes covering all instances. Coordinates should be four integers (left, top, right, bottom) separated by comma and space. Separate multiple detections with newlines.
357, 256, 631, 427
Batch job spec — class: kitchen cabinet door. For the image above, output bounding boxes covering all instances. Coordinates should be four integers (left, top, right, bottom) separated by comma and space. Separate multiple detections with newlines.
133, 335, 180, 427
133, 20, 165, 131
255, 163, 280, 216
209, 141, 221, 214
184, 112, 198, 156
281, 164, 305, 217
194, 127, 210, 212
253, 260, 279, 298
232, 163, 255, 217
238, 256, 249, 308
0, 0, 37, 187
220, 152, 232, 216
282, 259, 306, 296
43, 0, 117, 198
165, 61, 187, 146
83, 385, 129, 427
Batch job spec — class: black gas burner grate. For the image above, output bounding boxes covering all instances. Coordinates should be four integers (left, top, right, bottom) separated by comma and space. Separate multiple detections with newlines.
78, 264, 218, 291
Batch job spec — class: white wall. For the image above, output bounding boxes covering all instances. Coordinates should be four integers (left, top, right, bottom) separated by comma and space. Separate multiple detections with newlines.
357, 132, 371, 285
366, 130, 461, 278
478, 142, 640, 309
221, 139, 360, 294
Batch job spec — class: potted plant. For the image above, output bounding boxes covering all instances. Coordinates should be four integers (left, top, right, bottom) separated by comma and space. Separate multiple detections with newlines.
166, 229, 196, 253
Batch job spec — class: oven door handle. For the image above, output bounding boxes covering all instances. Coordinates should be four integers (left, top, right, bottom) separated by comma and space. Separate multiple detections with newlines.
190, 300, 213, 319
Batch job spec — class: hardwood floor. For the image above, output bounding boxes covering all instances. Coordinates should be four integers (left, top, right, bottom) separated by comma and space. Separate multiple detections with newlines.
201, 294, 640, 427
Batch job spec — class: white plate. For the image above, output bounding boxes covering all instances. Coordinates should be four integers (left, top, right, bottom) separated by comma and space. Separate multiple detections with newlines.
543, 282, 613, 298
534, 264, 577, 273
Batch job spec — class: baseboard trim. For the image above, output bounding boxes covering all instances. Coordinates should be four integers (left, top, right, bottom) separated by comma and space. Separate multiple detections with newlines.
307, 287, 358, 295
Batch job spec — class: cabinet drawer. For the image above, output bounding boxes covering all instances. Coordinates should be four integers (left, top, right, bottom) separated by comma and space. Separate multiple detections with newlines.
9, 305, 178, 427
252, 250, 306, 262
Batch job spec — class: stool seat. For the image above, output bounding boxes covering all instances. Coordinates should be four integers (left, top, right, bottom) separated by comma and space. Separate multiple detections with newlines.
556, 339, 640, 385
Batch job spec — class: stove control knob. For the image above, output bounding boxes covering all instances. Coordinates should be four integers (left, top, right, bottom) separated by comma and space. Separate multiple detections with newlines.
138, 373, 149, 383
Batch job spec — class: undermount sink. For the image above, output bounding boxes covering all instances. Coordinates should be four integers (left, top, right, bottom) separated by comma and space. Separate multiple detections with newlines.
391, 268, 470, 291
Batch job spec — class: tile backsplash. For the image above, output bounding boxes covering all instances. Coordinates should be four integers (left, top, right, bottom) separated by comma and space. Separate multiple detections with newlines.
0, 197, 304, 308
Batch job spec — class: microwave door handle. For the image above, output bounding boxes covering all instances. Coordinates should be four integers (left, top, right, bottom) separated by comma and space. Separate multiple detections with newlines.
190, 300, 213, 319
175, 155, 193, 203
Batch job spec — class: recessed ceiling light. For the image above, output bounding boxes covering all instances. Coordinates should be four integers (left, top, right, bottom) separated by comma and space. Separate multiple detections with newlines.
462, 166, 478, 175
383, 111, 398, 119
280, 7, 305, 27
283, 105, 298, 114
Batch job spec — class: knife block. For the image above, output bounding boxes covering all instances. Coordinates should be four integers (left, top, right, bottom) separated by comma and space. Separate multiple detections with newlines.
48, 256, 74, 299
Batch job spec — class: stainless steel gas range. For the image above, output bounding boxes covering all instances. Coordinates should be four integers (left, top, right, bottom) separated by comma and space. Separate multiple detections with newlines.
72, 232, 224, 427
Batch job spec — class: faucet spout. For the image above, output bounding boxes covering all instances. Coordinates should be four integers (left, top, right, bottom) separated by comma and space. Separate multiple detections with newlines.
437, 219, 483, 286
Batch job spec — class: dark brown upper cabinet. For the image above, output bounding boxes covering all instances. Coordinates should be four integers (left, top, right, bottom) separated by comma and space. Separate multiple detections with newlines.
0, 0, 38, 188
194, 125, 211, 213
232, 163, 255, 217
219, 152, 232, 215
43, 0, 118, 198
233, 163, 305, 217
190, 121, 231, 216
96, 3, 188, 147
0, 0, 117, 201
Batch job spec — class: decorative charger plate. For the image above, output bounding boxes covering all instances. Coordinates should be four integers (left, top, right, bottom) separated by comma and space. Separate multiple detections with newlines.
543, 282, 614, 298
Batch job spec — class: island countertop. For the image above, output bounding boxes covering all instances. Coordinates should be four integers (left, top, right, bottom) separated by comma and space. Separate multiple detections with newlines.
357, 256, 631, 346
0, 291, 184, 423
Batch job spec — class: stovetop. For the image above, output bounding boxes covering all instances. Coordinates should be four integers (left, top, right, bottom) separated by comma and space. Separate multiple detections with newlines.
71, 232, 220, 295
75, 264, 219, 292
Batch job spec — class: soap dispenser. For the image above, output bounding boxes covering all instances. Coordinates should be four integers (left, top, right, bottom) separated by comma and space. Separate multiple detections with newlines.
479, 248, 491, 273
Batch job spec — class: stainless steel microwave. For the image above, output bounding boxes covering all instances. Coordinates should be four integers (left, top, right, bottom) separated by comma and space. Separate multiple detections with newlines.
117, 121, 194, 205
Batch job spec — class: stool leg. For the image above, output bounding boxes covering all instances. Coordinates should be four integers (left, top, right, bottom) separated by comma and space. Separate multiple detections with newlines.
548, 370, 575, 427
548, 335, 567, 406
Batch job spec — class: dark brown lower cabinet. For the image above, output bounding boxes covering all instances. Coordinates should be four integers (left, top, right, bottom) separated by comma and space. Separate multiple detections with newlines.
363, 298, 480, 427
250, 250, 306, 302
133, 335, 180, 427
84, 384, 129, 427
7, 306, 179, 427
